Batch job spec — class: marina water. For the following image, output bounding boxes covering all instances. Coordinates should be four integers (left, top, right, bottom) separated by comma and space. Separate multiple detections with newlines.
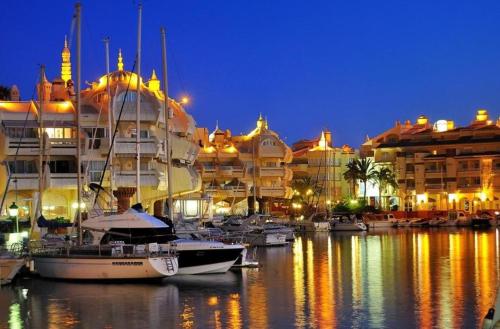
1, 228, 498, 328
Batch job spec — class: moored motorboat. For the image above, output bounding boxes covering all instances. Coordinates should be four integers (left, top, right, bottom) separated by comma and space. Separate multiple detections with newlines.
244, 229, 287, 246
82, 206, 245, 275
262, 222, 295, 241
365, 214, 397, 229
409, 218, 429, 227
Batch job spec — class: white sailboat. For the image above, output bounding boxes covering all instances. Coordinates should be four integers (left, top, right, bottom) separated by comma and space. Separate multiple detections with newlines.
30, 3, 179, 280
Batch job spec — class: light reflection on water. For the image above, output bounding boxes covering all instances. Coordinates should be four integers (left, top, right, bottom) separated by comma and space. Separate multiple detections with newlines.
0, 228, 499, 328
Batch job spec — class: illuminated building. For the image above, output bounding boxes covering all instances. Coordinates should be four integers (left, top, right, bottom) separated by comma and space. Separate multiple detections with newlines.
189, 115, 293, 216
363, 111, 500, 212
290, 130, 358, 209
0, 39, 200, 222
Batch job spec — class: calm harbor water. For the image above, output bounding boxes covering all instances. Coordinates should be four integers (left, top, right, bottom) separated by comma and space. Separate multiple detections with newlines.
1, 228, 499, 328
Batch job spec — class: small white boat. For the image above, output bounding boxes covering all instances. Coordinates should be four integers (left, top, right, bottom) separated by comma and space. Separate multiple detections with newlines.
313, 222, 330, 231
245, 230, 287, 246
450, 211, 471, 227
409, 218, 429, 227
30, 242, 178, 280
438, 219, 458, 227
365, 214, 397, 229
329, 214, 368, 231
428, 217, 446, 227
262, 223, 295, 241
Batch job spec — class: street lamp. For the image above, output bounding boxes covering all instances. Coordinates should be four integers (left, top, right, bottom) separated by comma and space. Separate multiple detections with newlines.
8, 202, 19, 233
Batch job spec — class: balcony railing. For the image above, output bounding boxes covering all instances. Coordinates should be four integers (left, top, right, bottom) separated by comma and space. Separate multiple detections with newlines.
259, 167, 285, 177
114, 170, 158, 187
8, 138, 40, 156
9, 173, 39, 190
114, 138, 159, 157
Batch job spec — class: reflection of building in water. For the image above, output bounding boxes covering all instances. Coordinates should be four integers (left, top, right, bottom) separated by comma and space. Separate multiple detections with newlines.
415, 233, 432, 328
293, 237, 306, 328
366, 236, 384, 328
474, 232, 496, 314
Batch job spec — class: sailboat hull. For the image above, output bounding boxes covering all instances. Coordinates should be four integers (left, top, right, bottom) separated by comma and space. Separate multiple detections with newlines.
33, 255, 178, 280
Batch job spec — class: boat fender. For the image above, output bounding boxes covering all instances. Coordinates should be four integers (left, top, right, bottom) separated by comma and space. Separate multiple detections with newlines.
482, 308, 495, 329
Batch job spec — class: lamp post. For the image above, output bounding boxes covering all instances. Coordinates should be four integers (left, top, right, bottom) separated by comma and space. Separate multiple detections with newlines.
8, 202, 19, 233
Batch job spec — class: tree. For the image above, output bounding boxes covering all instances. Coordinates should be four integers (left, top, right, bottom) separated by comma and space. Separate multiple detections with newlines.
371, 167, 398, 210
290, 177, 320, 217
0, 85, 10, 100
343, 160, 358, 198
355, 158, 376, 203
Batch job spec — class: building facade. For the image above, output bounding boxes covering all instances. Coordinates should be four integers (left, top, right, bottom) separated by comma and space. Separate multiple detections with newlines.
189, 115, 293, 217
290, 130, 358, 210
364, 110, 500, 213
0, 40, 200, 222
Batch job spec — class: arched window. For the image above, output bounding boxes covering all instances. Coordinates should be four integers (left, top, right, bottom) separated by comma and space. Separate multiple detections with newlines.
261, 138, 276, 146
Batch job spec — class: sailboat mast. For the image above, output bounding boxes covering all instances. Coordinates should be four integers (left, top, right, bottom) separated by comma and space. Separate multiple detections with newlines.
75, 2, 82, 245
104, 37, 113, 212
38, 65, 45, 218
135, 3, 142, 204
161, 27, 174, 222
252, 137, 257, 214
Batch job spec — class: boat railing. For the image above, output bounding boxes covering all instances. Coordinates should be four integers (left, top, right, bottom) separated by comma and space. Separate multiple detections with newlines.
28, 240, 176, 258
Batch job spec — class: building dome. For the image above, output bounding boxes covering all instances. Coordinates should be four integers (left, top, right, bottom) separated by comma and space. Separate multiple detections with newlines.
416, 115, 428, 125
476, 109, 488, 122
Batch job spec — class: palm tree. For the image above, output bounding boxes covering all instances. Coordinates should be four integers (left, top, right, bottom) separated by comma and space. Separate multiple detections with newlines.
290, 177, 319, 216
355, 158, 376, 203
343, 160, 358, 198
372, 167, 398, 209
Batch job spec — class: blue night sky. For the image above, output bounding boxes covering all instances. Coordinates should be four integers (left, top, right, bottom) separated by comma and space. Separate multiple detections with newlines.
1, 0, 500, 147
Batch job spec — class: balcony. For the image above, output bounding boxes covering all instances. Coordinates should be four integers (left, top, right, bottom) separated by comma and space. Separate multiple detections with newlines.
253, 186, 286, 198
199, 166, 217, 179
457, 167, 480, 173
114, 137, 160, 157
259, 167, 285, 177
114, 170, 158, 187
217, 165, 245, 178
8, 138, 40, 156
9, 173, 39, 190
221, 185, 247, 198
425, 183, 446, 190
49, 138, 77, 155
49, 173, 79, 188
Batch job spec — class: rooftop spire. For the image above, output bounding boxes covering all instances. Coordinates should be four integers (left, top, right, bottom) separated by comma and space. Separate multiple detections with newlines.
257, 113, 265, 129
61, 35, 72, 84
117, 49, 124, 71
148, 69, 160, 91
